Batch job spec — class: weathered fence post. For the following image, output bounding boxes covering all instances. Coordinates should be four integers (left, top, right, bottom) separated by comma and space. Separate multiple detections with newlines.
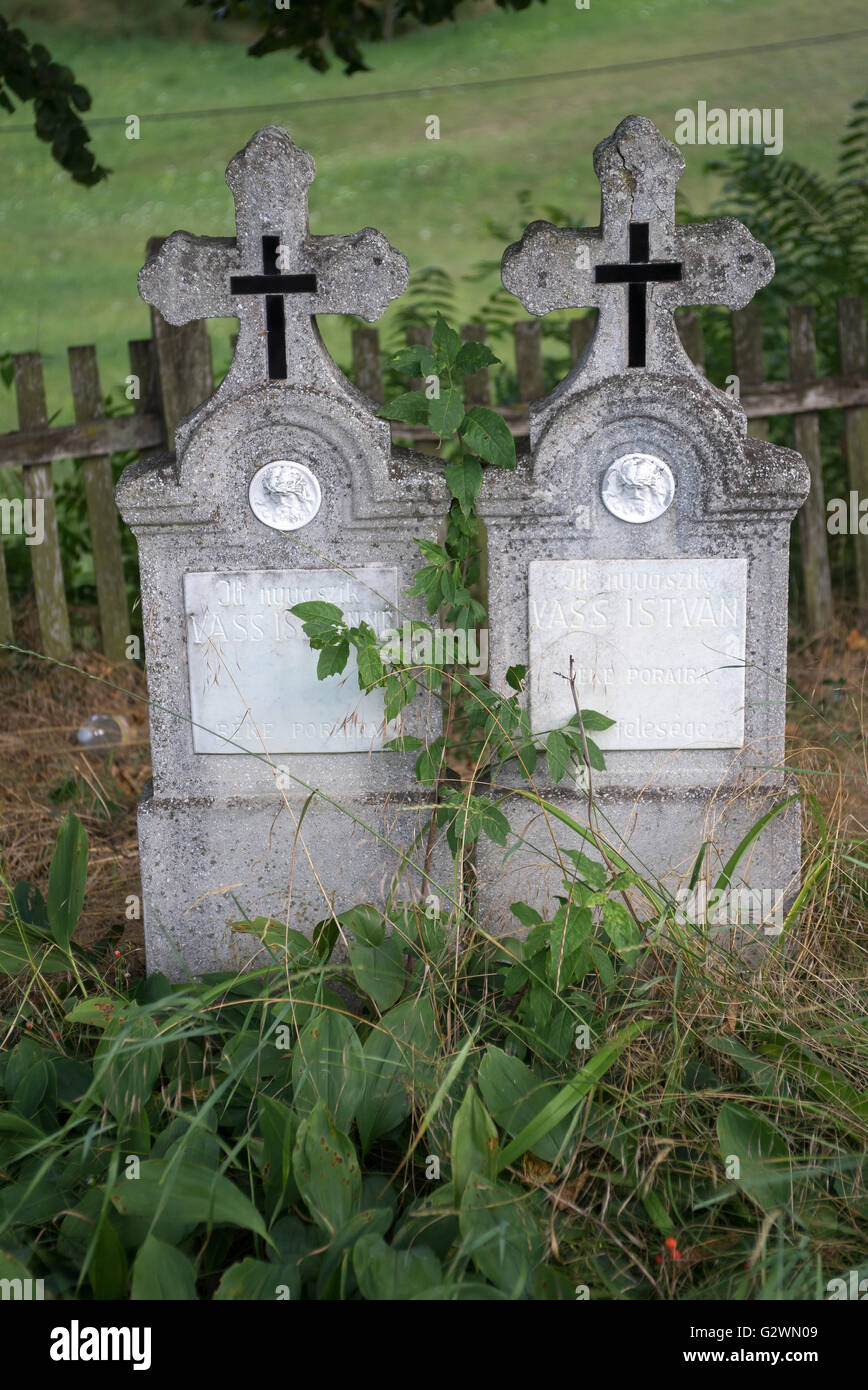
13, 353, 72, 660
789, 305, 833, 633
405, 324, 437, 453
461, 322, 491, 406
68, 346, 131, 662
146, 236, 214, 443
837, 296, 868, 609
676, 308, 705, 371
405, 323, 433, 384
569, 313, 595, 364
732, 302, 768, 440
351, 326, 384, 404
0, 511, 12, 646
513, 320, 544, 401
128, 338, 159, 418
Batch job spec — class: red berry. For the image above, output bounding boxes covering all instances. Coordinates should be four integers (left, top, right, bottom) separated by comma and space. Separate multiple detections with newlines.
654, 1254, 662, 1265
114, 949, 121, 957
665, 1236, 677, 1251
673, 1249, 681, 1260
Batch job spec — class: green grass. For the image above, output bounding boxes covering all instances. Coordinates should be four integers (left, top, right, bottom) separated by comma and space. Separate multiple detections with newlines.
0, 0, 866, 429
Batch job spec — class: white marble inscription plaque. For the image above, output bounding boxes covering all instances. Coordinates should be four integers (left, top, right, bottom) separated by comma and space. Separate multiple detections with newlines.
528, 558, 747, 750
185, 567, 398, 754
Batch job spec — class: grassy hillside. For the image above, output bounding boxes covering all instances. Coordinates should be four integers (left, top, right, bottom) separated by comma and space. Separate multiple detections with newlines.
0, 0, 866, 428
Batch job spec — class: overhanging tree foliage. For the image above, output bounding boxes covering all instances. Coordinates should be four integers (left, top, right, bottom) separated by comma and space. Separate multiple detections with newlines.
186, 0, 547, 75
0, 15, 109, 185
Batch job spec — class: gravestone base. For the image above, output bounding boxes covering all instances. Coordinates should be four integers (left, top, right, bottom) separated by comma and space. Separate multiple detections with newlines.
138, 785, 444, 979
476, 778, 801, 965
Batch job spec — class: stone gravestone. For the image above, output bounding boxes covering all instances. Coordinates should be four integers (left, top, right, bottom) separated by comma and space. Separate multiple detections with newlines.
117, 127, 445, 978
476, 115, 809, 951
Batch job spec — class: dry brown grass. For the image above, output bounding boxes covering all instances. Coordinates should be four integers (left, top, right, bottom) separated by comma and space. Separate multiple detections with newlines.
0, 606, 151, 975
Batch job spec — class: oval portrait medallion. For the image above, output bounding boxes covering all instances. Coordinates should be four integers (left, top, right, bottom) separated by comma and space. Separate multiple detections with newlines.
249, 459, 322, 532
600, 452, 675, 524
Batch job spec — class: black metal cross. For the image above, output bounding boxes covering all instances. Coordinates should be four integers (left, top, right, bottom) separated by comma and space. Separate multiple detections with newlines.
229, 234, 317, 380
594, 222, 682, 368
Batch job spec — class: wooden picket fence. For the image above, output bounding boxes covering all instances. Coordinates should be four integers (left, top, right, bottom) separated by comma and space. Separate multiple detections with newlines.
0, 238, 213, 663
1, 285, 867, 662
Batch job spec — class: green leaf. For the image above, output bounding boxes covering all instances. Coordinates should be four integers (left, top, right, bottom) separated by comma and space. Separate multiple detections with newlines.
214, 1258, 290, 1300
93, 1009, 163, 1122
292, 1010, 366, 1131
0, 1249, 36, 1288
356, 639, 384, 690
379, 390, 431, 424
546, 729, 571, 784
415, 538, 450, 566
259, 1095, 299, 1214
460, 405, 516, 471
642, 1190, 675, 1235
384, 671, 417, 722
317, 640, 350, 679
478, 1047, 572, 1164
564, 849, 607, 889
131, 1235, 197, 1300
293, 1101, 361, 1235
454, 341, 499, 375
110, 1160, 266, 1239
340, 903, 386, 946
415, 736, 446, 786
452, 1084, 498, 1202
291, 600, 343, 624
315, 1207, 393, 1299
429, 382, 465, 437
431, 312, 461, 366
357, 997, 435, 1153
459, 1176, 541, 1296
88, 1211, 128, 1300
348, 932, 405, 1010
600, 900, 640, 960
65, 995, 118, 1028
444, 456, 484, 516
509, 902, 542, 928
572, 709, 616, 732
498, 1020, 652, 1169
481, 804, 510, 847
584, 737, 606, 771
506, 664, 526, 691
46, 812, 88, 949
231, 917, 317, 967
389, 345, 433, 376
716, 1102, 792, 1211
383, 735, 424, 752
353, 1233, 442, 1300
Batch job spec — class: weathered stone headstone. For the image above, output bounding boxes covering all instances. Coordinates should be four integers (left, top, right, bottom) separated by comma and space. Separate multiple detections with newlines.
476, 115, 809, 951
117, 127, 445, 978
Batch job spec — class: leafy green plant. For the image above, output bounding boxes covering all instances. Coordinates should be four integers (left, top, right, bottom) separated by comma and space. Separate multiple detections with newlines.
1, 804, 866, 1301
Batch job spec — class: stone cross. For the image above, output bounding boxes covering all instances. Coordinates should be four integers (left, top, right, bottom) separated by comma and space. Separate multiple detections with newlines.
475, 114, 810, 963
138, 126, 408, 391
117, 126, 447, 980
502, 114, 774, 384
